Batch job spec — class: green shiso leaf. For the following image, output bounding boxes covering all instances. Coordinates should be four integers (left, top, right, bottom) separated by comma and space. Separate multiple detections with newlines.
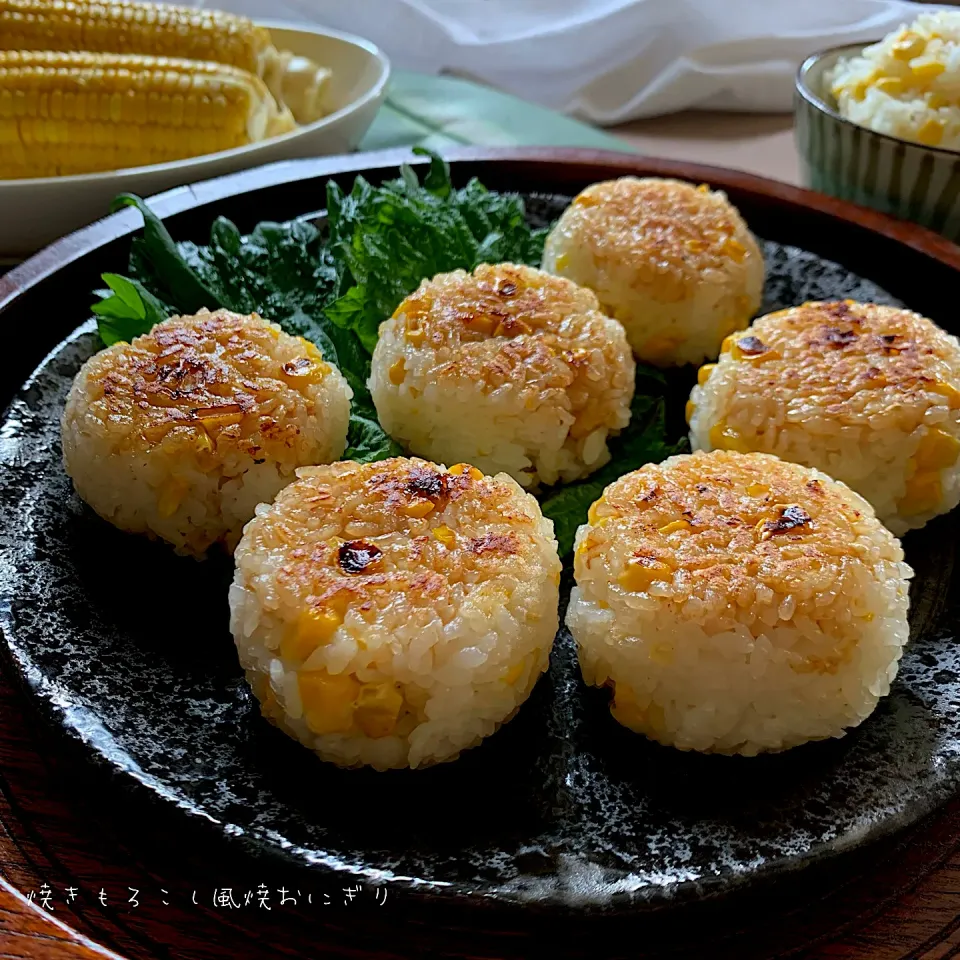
91, 273, 170, 346
109, 194, 220, 314
345, 414, 403, 464
92, 193, 396, 464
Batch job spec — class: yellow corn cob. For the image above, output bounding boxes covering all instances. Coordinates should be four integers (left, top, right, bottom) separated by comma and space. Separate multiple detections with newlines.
0, 50, 295, 179
0, 0, 331, 123
0, 0, 271, 72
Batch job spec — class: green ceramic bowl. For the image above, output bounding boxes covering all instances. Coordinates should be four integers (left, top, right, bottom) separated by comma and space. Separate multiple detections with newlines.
796, 43, 960, 242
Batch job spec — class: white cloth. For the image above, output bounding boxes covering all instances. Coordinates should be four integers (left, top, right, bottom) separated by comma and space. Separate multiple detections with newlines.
186, 0, 953, 124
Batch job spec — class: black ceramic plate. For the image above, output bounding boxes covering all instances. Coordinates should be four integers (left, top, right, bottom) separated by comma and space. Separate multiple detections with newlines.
3, 154, 960, 914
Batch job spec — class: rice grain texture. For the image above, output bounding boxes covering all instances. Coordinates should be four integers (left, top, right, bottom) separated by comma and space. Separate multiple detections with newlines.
541, 177, 764, 367
688, 300, 960, 535
61, 309, 351, 557
229, 456, 562, 770
368, 263, 635, 490
566, 450, 913, 755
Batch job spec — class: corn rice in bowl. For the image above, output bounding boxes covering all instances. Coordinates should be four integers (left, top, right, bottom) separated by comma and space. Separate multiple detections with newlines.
828, 12, 960, 151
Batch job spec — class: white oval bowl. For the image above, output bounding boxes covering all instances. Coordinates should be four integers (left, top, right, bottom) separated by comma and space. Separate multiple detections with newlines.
0, 21, 390, 260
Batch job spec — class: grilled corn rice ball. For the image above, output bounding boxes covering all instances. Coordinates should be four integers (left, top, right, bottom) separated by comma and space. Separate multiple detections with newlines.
567, 450, 912, 755
369, 263, 635, 490
0, 0, 331, 124
828, 11, 960, 151
61, 309, 351, 557
229, 457, 562, 770
688, 301, 960, 536
541, 178, 764, 367
0, 51, 295, 179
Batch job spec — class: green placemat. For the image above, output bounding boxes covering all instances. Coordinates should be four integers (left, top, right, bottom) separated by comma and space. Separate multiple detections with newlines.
361, 70, 635, 152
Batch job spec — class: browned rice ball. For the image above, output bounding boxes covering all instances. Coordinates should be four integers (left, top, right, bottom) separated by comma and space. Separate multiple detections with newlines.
567, 449, 912, 755
688, 300, 960, 535
61, 308, 351, 556
542, 177, 764, 366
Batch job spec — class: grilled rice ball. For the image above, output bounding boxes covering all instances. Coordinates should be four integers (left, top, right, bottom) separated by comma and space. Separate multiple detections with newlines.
688, 301, 960, 536
541, 177, 764, 367
567, 450, 912, 755
368, 263, 635, 489
229, 456, 562, 770
61, 309, 351, 557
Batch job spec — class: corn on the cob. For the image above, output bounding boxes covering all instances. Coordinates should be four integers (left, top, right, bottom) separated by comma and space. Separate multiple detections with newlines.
0, 0, 271, 73
0, 0, 332, 123
0, 50, 295, 179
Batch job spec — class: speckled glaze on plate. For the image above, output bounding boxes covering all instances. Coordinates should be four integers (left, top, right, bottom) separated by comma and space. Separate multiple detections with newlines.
1, 191, 959, 914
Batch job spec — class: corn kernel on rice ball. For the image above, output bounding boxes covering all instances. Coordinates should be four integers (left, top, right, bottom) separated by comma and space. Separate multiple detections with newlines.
229, 457, 562, 770
541, 178, 764, 367
567, 450, 913, 755
61, 309, 351, 557
368, 263, 635, 489
828, 12, 960, 151
688, 301, 960, 536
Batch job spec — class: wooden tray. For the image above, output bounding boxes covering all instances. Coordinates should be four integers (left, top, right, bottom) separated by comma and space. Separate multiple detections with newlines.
4, 147, 960, 959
